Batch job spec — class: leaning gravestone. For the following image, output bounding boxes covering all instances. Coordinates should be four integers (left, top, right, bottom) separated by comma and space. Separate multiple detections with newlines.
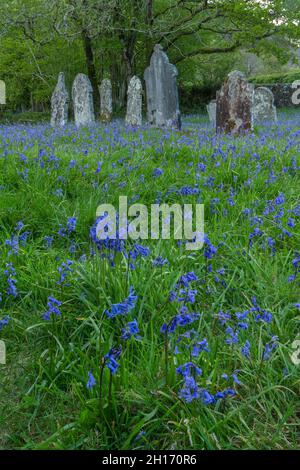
206, 100, 216, 128
253, 87, 277, 124
216, 70, 254, 134
125, 76, 142, 126
144, 44, 181, 130
72, 73, 95, 126
99, 78, 112, 122
50, 72, 69, 127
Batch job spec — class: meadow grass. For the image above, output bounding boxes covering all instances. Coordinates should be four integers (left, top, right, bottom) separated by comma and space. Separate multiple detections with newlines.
0, 111, 299, 450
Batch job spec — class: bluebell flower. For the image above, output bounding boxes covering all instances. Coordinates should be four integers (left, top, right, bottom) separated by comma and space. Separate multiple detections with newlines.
204, 235, 217, 259
95, 161, 102, 174
224, 388, 236, 397
44, 235, 54, 248
179, 186, 199, 195
129, 244, 150, 260
176, 362, 202, 378
105, 287, 137, 318
231, 373, 241, 385
19, 231, 30, 246
263, 336, 278, 360
86, 371, 96, 390
249, 227, 263, 246
225, 326, 239, 345
104, 346, 122, 374
216, 311, 231, 325
178, 375, 199, 403
274, 193, 285, 205
287, 218, 295, 228
197, 163, 206, 172
57, 260, 73, 286
177, 289, 197, 304
14, 221, 24, 231
0, 316, 10, 331
67, 217, 77, 233
169, 290, 177, 302
152, 256, 168, 267
43, 296, 62, 320
121, 319, 140, 340
254, 310, 272, 323
161, 311, 200, 334
191, 338, 209, 357
5, 236, 19, 255
241, 340, 250, 358
235, 310, 249, 321
200, 389, 215, 405
57, 225, 66, 237
153, 168, 164, 177
215, 391, 226, 400
177, 272, 198, 287
4, 263, 18, 297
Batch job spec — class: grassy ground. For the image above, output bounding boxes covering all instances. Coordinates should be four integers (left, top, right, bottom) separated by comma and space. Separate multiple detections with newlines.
0, 111, 299, 450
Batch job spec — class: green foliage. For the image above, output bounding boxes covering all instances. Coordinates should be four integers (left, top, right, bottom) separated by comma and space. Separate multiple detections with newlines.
250, 69, 300, 85
0, 32, 85, 112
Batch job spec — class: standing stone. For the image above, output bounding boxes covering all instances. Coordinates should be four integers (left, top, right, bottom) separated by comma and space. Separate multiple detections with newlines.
0, 80, 6, 105
144, 44, 181, 130
216, 70, 254, 134
125, 76, 142, 126
206, 100, 216, 128
50, 72, 69, 127
72, 73, 95, 126
99, 79, 112, 122
253, 87, 277, 124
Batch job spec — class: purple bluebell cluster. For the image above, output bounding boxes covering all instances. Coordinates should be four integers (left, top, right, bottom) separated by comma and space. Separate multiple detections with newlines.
43, 296, 62, 320
104, 345, 123, 374
4, 263, 18, 298
57, 260, 73, 286
105, 287, 137, 318
86, 371, 96, 390
121, 319, 140, 340
0, 316, 10, 331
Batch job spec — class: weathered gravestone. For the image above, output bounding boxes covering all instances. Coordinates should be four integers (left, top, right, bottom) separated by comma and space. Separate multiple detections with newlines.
0, 80, 6, 105
144, 44, 181, 130
50, 72, 69, 127
206, 100, 216, 128
125, 76, 142, 126
0, 340, 5, 364
99, 79, 112, 122
253, 87, 277, 124
216, 71, 254, 134
72, 73, 95, 126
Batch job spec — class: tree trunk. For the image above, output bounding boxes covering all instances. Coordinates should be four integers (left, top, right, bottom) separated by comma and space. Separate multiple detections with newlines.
110, 54, 127, 111
82, 31, 99, 112
145, 0, 154, 63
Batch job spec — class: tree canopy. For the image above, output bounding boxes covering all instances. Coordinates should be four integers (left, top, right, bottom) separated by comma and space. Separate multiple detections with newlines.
0, 0, 299, 112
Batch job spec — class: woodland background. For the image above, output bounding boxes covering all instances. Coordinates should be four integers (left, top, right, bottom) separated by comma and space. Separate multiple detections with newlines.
1, 0, 300, 117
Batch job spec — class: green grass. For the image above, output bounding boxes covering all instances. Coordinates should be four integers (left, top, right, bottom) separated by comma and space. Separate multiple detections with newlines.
0, 114, 299, 450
